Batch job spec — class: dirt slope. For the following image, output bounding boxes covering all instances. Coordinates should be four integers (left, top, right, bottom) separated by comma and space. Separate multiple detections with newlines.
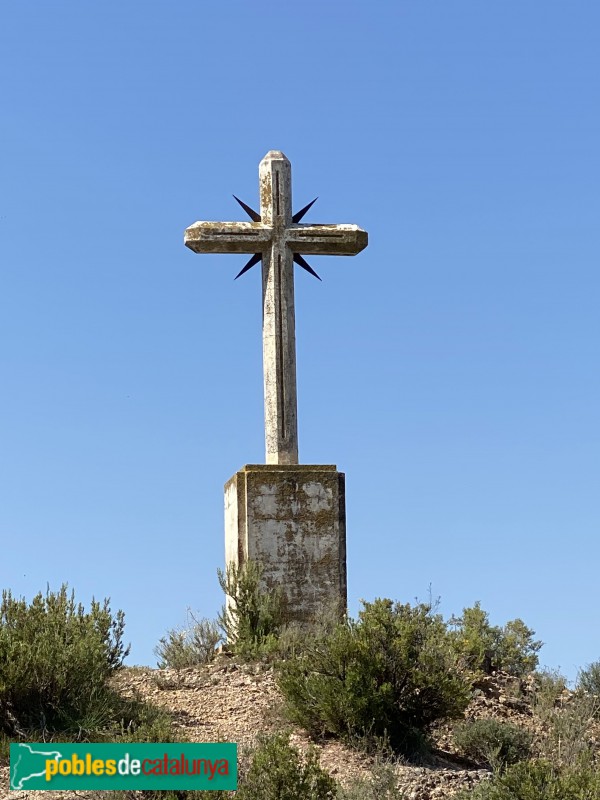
0, 662, 564, 800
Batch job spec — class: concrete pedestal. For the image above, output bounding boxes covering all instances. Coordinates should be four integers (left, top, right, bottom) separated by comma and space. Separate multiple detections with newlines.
224, 464, 346, 625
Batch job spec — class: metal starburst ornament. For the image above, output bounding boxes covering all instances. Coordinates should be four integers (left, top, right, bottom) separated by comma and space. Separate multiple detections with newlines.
232, 194, 322, 281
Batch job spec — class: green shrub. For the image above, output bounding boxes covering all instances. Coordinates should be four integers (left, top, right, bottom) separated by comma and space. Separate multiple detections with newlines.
236, 733, 337, 800
529, 668, 567, 718
0, 584, 129, 738
278, 599, 470, 756
112, 695, 175, 743
578, 660, 600, 712
542, 693, 597, 767
217, 561, 284, 659
454, 759, 600, 799
107, 735, 335, 800
155, 613, 221, 668
527, 669, 598, 766
108, 792, 231, 799
0, 690, 174, 761
453, 718, 532, 771
337, 758, 403, 800
448, 602, 542, 676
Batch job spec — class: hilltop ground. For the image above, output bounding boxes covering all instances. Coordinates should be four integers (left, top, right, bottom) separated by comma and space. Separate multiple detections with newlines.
3, 656, 590, 800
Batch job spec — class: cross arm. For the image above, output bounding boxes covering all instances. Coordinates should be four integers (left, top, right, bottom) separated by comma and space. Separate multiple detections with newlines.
184, 221, 271, 254
285, 224, 368, 256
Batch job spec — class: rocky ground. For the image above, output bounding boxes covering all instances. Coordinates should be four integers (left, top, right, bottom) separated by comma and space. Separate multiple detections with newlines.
0, 662, 585, 800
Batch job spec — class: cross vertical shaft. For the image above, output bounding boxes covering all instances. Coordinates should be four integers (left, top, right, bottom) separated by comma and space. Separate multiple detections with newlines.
260, 151, 298, 465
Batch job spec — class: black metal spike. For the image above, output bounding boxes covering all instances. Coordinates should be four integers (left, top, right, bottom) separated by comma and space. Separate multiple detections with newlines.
292, 197, 318, 224
293, 253, 322, 281
233, 195, 261, 222
234, 252, 262, 280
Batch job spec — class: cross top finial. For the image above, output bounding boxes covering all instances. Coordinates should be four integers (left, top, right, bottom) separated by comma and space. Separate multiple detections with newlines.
185, 152, 368, 465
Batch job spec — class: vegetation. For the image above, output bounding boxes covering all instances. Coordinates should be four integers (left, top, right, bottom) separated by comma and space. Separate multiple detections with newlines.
155, 613, 221, 668
102, 735, 335, 800
103, 793, 228, 799
337, 756, 403, 800
217, 560, 285, 659
0, 584, 172, 750
454, 759, 600, 800
236, 733, 337, 800
524, 668, 597, 767
529, 668, 568, 715
541, 694, 597, 767
453, 718, 532, 771
0, 584, 127, 734
3, 574, 598, 798
578, 660, 600, 716
277, 598, 470, 756
448, 602, 542, 676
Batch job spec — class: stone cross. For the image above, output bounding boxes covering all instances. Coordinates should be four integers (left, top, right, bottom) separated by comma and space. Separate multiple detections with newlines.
184, 150, 368, 465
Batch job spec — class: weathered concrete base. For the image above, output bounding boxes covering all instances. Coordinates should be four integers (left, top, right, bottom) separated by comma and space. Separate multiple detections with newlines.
224, 464, 346, 626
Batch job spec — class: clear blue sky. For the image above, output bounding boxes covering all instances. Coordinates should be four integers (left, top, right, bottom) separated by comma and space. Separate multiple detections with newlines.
1, 2, 598, 681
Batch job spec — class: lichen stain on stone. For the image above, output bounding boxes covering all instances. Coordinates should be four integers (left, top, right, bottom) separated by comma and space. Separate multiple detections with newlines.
313, 508, 334, 529
225, 466, 346, 626
284, 528, 295, 544
260, 176, 272, 216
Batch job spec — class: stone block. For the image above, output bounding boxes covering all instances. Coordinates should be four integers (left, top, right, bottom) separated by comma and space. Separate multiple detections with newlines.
224, 464, 346, 625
